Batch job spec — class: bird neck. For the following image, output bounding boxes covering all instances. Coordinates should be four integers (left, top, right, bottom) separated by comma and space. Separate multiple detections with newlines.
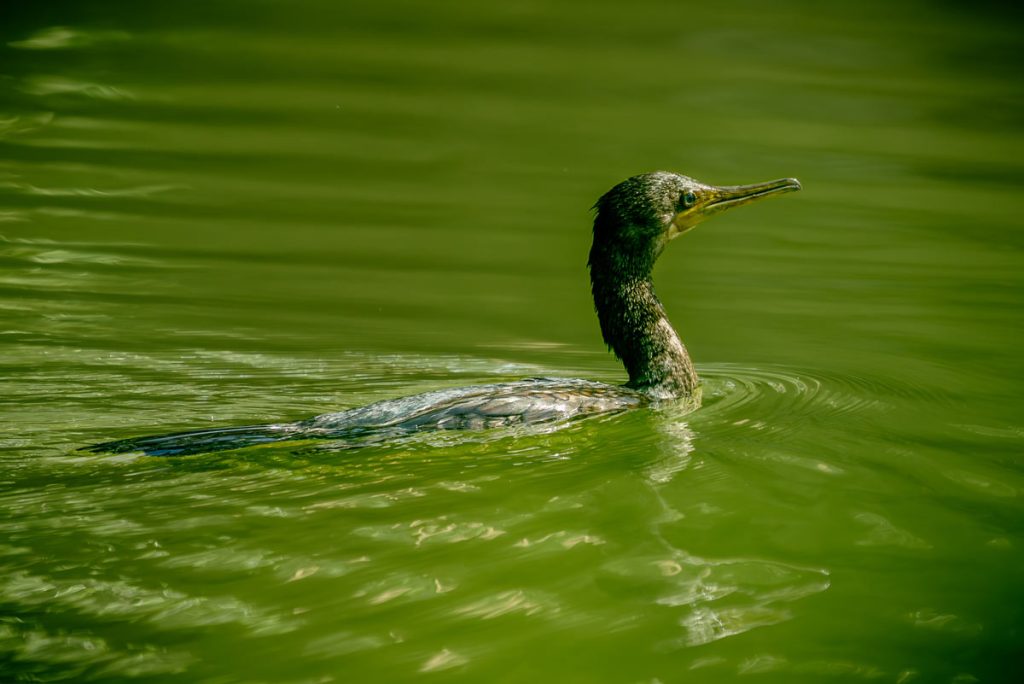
589, 250, 699, 399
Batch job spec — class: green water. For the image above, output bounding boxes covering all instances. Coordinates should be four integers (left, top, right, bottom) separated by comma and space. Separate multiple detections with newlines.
2, 1, 1023, 681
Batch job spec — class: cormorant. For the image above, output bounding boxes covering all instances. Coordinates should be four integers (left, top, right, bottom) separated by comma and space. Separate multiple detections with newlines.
84, 172, 800, 456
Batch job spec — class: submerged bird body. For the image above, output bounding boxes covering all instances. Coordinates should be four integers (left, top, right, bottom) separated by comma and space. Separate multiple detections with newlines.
90, 379, 647, 456
85, 171, 799, 456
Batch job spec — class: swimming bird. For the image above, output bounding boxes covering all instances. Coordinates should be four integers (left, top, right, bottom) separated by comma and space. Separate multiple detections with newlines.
83, 172, 800, 456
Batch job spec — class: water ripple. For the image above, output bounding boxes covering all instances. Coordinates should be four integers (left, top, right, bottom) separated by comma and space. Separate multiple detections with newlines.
695, 362, 954, 434
602, 550, 830, 648
0, 111, 54, 138
0, 181, 182, 199
8, 26, 131, 51
22, 76, 135, 101
0, 570, 300, 635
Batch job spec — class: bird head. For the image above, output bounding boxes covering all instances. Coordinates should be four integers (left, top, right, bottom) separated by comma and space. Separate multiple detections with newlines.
591, 171, 801, 268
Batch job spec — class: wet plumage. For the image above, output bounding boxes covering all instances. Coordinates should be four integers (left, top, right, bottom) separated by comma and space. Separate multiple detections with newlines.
84, 171, 799, 456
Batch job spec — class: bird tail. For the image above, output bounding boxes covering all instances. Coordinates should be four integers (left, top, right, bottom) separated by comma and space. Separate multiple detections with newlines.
81, 423, 299, 457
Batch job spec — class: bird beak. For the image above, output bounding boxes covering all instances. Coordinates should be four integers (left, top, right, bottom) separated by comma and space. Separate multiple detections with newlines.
671, 177, 801, 236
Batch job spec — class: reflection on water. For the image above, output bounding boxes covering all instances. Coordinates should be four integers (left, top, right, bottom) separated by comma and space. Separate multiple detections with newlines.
5, 344, 1016, 681
8, 26, 131, 51
2, 0, 1023, 681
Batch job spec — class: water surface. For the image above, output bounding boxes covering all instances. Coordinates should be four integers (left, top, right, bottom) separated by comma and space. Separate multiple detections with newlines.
2, 1, 1023, 682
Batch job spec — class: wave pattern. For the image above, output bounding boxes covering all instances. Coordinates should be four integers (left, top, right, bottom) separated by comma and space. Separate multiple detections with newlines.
2, 1, 1020, 681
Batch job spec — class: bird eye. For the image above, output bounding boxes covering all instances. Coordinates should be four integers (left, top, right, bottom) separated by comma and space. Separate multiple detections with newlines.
682, 191, 697, 208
